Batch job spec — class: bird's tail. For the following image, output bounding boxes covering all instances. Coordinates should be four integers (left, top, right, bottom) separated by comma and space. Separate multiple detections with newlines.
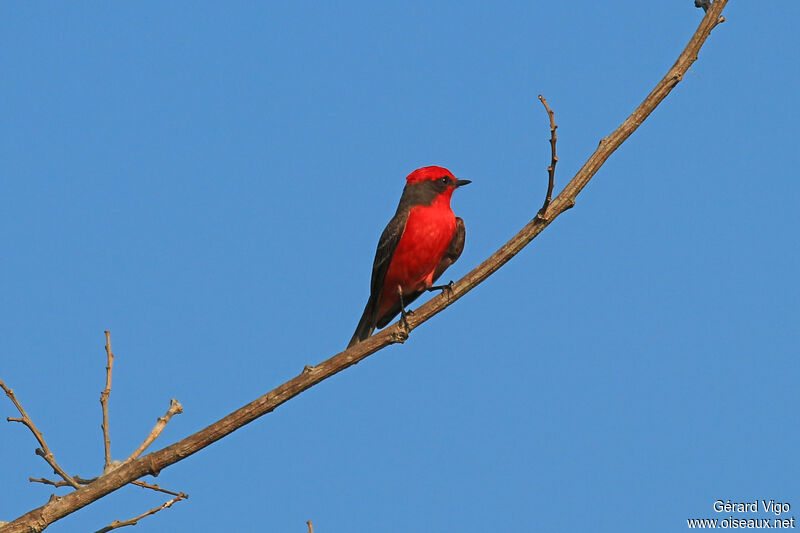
348, 297, 377, 348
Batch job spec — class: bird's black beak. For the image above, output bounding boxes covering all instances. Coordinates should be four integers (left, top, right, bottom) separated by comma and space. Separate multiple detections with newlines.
455, 179, 471, 187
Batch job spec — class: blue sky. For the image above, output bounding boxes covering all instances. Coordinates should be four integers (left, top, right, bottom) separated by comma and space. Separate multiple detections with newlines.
1, 2, 798, 532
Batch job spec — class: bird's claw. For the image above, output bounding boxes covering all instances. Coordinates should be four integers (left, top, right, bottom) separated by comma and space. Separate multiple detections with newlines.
399, 307, 412, 331
428, 280, 455, 298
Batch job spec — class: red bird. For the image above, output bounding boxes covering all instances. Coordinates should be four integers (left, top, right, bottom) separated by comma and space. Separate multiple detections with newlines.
348, 166, 470, 347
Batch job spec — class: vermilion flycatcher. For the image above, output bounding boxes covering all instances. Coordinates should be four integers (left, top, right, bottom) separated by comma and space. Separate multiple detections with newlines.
348, 166, 470, 347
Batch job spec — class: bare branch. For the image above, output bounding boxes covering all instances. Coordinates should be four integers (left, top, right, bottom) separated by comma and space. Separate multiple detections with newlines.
92, 493, 187, 533
124, 399, 183, 463
536, 94, 558, 217
0, 3, 729, 531
307, 521, 314, 533
0, 378, 81, 490
101, 331, 114, 472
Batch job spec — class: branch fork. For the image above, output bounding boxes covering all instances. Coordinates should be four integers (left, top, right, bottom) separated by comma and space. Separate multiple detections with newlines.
1, 332, 186, 531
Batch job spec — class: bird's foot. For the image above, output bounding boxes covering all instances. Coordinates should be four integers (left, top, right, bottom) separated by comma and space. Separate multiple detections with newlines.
427, 280, 455, 298
392, 302, 412, 344
399, 306, 413, 332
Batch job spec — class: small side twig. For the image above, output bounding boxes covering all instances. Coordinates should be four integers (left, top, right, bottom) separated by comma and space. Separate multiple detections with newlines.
101, 331, 114, 472
124, 399, 183, 463
307, 521, 314, 533
30, 477, 185, 498
0, 378, 81, 489
92, 492, 187, 533
130, 481, 183, 497
537, 94, 558, 218
29, 477, 73, 488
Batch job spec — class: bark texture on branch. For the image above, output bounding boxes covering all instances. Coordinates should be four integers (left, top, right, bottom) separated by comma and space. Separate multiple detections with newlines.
0, 2, 728, 531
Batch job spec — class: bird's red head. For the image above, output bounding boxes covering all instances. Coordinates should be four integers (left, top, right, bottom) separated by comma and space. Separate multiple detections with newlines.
406, 166, 454, 184
405, 166, 471, 188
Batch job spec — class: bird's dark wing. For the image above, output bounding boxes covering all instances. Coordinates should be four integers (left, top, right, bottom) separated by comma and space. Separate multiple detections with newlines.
369, 210, 409, 302
432, 216, 465, 283
347, 210, 409, 347
374, 217, 465, 330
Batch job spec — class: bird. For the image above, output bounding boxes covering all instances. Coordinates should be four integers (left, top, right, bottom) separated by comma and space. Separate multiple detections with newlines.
348, 166, 470, 347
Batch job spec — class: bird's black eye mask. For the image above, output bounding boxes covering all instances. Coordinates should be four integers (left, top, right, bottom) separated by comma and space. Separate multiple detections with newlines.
400, 175, 469, 208
434, 176, 452, 192
401, 179, 448, 207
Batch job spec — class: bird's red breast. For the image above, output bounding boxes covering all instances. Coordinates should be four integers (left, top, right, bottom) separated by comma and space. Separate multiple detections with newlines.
376, 189, 457, 320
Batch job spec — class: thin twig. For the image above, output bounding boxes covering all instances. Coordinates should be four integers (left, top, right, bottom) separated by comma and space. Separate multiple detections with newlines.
0, 3, 729, 531
537, 94, 558, 217
29, 478, 72, 488
92, 493, 187, 533
124, 399, 183, 463
131, 481, 184, 498
30, 476, 96, 488
307, 521, 314, 533
30, 476, 95, 487
101, 331, 114, 472
0, 378, 81, 489
29, 477, 184, 498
